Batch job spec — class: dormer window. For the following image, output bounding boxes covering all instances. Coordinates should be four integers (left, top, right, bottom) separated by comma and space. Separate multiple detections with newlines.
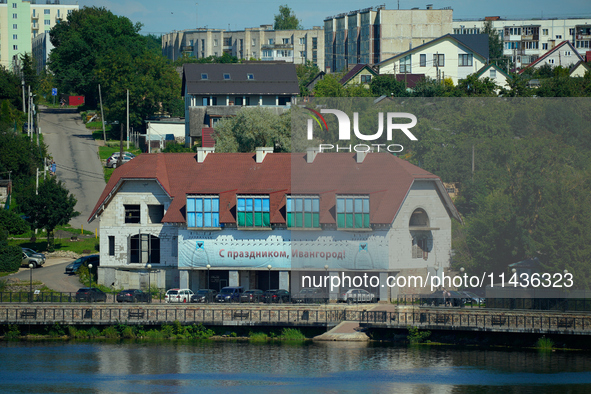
287, 196, 320, 228
237, 196, 270, 227
187, 196, 220, 228
223, 73, 231, 80
201, 73, 208, 80
247, 73, 254, 80
336, 196, 370, 229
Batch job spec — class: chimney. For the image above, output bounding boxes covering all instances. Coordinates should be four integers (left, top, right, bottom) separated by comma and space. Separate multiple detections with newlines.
196, 147, 214, 163
426, 4, 433, 10
255, 147, 273, 163
306, 147, 320, 163
356, 150, 370, 163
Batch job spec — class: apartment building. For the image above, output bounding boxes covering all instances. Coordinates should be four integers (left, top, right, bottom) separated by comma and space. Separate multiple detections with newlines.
0, 0, 78, 70
452, 17, 591, 68
324, 5, 453, 72
162, 25, 325, 70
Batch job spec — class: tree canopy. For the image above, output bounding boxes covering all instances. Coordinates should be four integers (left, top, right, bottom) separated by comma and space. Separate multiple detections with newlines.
274, 5, 303, 30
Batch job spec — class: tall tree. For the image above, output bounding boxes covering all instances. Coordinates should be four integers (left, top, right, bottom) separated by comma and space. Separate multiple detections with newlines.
370, 75, 409, 97
483, 21, 504, 66
296, 61, 320, 96
274, 5, 303, 30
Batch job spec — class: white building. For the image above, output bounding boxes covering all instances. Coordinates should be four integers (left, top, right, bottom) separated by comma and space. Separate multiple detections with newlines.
452, 17, 591, 69
0, 0, 78, 70
162, 25, 325, 70
88, 150, 461, 301
518, 41, 583, 74
378, 34, 489, 86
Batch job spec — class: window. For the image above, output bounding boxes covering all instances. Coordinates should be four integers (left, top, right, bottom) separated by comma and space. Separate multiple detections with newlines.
287, 196, 319, 228
360, 74, 372, 84
268, 39, 274, 45
13, 34, 17, 40
202, 97, 217, 106
124, 204, 141, 224
57, 10, 60, 17
569, 28, 575, 35
456, 53, 472, 66
187, 196, 219, 227
542, 29, 548, 35
542, 43, 548, 50
412, 236, 431, 259
237, 196, 270, 227
420, 54, 426, 67
524, 41, 538, 49
312, 37, 317, 49
12, 3, 16, 8
556, 35, 562, 39
214, 52, 218, 56
13, 24, 17, 29
213, 39, 218, 46
223, 73, 231, 80
548, 58, 555, 64
247, 73, 254, 80
13, 13, 17, 19
252, 51, 257, 58
130, 234, 160, 264
490, 69, 497, 78
300, 51, 306, 58
299, 37, 305, 44
13, 45, 18, 50
108, 236, 115, 256
433, 54, 444, 67
44, 9, 50, 14
565, 51, 571, 56
201, 73, 208, 80
336, 196, 370, 229
252, 38, 256, 46
399, 55, 411, 73
223, 37, 232, 46
277, 50, 291, 57
148, 205, 164, 224
44, 20, 50, 25
283, 38, 289, 44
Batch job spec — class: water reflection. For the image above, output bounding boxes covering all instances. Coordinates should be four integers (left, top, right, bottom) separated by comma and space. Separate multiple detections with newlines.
1, 340, 591, 393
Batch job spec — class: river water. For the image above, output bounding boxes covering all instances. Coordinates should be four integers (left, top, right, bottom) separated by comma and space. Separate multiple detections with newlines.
1, 340, 591, 393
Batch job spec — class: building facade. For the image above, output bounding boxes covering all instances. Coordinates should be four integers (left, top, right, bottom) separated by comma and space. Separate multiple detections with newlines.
89, 149, 461, 301
162, 25, 325, 70
452, 17, 591, 69
0, 0, 77, 69
378, 34, 489, 86
324, 5, 453, 72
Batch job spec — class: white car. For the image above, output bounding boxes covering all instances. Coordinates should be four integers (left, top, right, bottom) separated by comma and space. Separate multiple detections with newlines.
106, 152, 135, 168
165, 288, 194, 303
340, 289, 376, 304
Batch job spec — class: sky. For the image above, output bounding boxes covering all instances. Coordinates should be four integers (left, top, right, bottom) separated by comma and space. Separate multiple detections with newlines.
75, 0, 591, 35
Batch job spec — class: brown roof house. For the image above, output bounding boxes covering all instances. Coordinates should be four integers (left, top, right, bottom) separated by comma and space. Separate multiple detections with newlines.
88, 149, 461, 299
182, 62, 300, 147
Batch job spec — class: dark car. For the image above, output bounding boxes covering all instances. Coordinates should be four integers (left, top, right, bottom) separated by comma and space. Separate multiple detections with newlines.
292, 288, 328, 304
65, 255, 100, 275
263, 289, 291, 303
240, 289, 264, 303
191, 289, 218, 303
116, 289, 150, 303
424, 290, 464, 307
215, 286, 244, 303
76, 288, 107, 302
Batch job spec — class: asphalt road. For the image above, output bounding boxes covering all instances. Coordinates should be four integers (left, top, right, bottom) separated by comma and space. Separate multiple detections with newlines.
8, 258, 83, 293
39, 107, 106, 233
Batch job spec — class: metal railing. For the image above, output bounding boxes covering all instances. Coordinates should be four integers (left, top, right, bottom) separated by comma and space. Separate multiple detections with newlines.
359, 310, 591, 333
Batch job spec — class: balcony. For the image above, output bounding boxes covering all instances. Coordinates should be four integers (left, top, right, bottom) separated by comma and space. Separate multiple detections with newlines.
181, 45, 194, 52
32, 14, 39, 20
261, 43, 293, 50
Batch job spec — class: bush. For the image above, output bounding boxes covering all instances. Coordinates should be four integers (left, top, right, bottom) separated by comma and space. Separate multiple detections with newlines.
0, 210, 30, 235
281, 328, 306, 341
407, 326, 431, 344
536, 336, 554, 350
0, 241, 21, 272
249, 332, 268, 342
102, 326, 119, 338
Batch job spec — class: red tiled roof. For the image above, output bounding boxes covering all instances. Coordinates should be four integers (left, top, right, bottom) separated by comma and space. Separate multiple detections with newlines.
88, 152, 458, 225
202, 128, 215, 148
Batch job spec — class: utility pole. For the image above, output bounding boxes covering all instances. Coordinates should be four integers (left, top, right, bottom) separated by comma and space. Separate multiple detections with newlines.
126, 89, 130, 150
99, 84, 106, 143
36, 168, 39, 195
22, 78, 26, 113
435, 52, 440, 83
36, 111, 40, 147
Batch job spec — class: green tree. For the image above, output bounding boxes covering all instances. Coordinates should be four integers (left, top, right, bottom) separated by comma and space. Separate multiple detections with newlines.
214, 108, 291, 152
0, 209, 29, 237
274, 5, 303, 30
19, 177, 78, 249
483, 21, 503, 66
296, 61, 320, 96
20, 53, 38, 93
313, 74, 345, 97
0, 66, 23, 109
0, 241, 21, 273
370, 75, 408, 97
456, 74, 498, 96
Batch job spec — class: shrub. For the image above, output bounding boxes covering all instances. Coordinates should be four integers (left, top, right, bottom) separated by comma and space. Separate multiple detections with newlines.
4, 324, 20, 339
0, 210, 30, 235
87, 327, 101, 338
102, 326, 119, 338
248, 332, 268, 342
121, 326, 136, 339
407, 326, 431, 344
281, 328, 306, 341
0, 241, 21, 272
46, 322, 66, 337
537, 336, 554, 350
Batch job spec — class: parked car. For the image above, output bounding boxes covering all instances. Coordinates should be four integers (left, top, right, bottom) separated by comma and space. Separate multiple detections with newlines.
76, 287, 107, 302
291, 288, 328, 304
215, 286, 244, 303
165, 288, 194, 303
240, 289, 264, 303
21, 248, 46, 268
65, 255, 100, 275
340, 289, 376, 304
459, 291, 485, 305
191, 289, 217, 303
116, 289, 151, 303
106, 153, 135, 168
263, 289, 291, 303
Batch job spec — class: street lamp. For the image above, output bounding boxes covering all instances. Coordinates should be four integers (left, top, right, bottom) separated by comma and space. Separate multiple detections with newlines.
324, 265, 329, 304
267, 265, 272, 304
206, 264, 211, 289
147, 264, 152, 303
29, 263, 33, 303
88, 263, 93, 303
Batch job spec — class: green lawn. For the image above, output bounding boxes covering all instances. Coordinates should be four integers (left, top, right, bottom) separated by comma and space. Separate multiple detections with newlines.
8, 237, 100, 255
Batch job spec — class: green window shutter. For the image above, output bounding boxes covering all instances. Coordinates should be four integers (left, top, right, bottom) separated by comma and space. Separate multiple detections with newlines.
313, 213, 319, 228
237, 212, 245, 226
337, 213, 345, 228
263, 212, 270, 227
287, 212, 292, 227
363, 214, 370, 228
304, 212, 312, 228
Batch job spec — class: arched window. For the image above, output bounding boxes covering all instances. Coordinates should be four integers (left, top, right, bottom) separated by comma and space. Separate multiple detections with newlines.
130, 234, 160, 264
409, 209, 432, 260
409, 208, 430, 228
